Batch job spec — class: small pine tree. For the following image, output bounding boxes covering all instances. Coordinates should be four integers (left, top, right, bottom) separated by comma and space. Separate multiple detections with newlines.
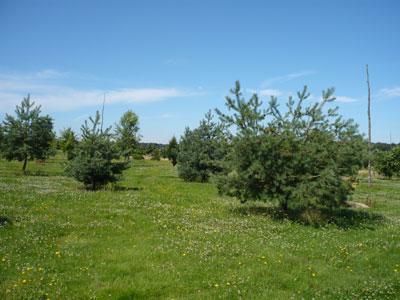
2, 95, 55, 172
166, 136, 179, 166
151, 148, 161, 161
177, 111, 227, 182
59, 128, 78, 160
374, 147, 400, 178
65, 111, 129, 190
115, 110, 140, 161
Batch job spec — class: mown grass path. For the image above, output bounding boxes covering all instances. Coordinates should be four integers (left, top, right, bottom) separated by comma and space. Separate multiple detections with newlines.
0, 159, 399, 299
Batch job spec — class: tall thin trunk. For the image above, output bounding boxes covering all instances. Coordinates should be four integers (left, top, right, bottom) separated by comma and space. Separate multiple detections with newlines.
22, 157, 28, 173
366, 64, 372, 187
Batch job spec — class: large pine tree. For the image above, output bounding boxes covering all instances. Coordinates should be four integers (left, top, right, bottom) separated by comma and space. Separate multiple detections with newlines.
216, 81, 364, 210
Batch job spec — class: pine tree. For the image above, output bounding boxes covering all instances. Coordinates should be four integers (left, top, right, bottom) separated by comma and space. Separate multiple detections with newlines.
177, 111, 227, 182
65, 111, 129, 190
374, 147, 400, 178
216, 81, 364, 210
166, 136, 179, 166
151, 148, 161, 161
59, 128, 78, 160
115, 110, 140, 161
2, 95, 55, 172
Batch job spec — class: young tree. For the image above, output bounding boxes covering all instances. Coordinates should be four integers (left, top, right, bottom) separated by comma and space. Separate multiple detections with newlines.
216, 81, 364, 210
59, 128, 78, 160
65, 111, 129, 190
115, 110, 140, 161
374, 147, 400, 179
151, 148, 161, 161
166, 136, 179, 166
2, 95, 55, 172
177, 111, 227, 182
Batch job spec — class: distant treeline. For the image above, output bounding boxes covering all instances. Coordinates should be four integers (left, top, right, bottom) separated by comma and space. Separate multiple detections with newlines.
372, 142, 400, 152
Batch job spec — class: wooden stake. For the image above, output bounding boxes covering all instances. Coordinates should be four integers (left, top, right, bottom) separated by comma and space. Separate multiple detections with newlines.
366, 64, 372, 187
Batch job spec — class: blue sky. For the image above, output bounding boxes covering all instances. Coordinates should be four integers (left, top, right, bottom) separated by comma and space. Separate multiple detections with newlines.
0, 0, 399, 143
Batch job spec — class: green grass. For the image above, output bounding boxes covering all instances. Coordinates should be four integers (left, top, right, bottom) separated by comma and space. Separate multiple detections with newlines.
0, 158, 399, 299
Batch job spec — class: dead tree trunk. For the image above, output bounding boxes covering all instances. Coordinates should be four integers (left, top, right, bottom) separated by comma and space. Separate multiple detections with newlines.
366, 64, 372, 187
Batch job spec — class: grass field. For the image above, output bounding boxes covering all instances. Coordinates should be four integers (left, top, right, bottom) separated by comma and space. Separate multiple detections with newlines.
0, 158, 399, 299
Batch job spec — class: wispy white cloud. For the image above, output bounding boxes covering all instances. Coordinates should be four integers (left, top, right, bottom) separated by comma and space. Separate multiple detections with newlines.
379, 86, 400, 98
259, 89, 283, 97
35, 69, 69, 79
261, 70, 316, 87
247, 88, 283, 97
0, 69, 69, 82
0, 70, 194, 112
335, 96, 358, 103
306, 93, 358, 104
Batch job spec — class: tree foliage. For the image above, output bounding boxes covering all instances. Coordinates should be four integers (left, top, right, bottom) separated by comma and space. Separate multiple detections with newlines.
65, 111, 129, 190
216, 81, 364, 210
374, 147, 400, 178
1, 95, 55, 171
177, 111, 227, 182
59, 128, 78, 160
151, 148, 161, 161
166, 136, 179, 166
115, 110, 140, 161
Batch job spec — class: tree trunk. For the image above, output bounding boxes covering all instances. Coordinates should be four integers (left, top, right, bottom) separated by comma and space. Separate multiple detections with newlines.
366, 64, 372, 187
22, 157, 28, 173
280, 200, 288, 212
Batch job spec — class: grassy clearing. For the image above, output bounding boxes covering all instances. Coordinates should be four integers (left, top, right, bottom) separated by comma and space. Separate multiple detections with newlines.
0, 158, 399, 299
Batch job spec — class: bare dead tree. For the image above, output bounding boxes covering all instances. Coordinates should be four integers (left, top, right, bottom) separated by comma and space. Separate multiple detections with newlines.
366, 64, 372, 187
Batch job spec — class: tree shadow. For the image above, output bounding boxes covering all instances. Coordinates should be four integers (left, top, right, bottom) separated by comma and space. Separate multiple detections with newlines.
0, 216, 13, 226
110, 186, 142, 192
231, 205, 385, 229
23, 170, 63, 177
118, 289, 166, 299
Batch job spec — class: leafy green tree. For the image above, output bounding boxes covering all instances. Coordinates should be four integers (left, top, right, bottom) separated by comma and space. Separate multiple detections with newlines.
166, 136, 179, 166
115, 110, 140, 161
177, 111, 227, 182
374, 147, 400, 178
65, 111, 129, 190
151, 148, 161, 161
1, 95, 55, 172
59, 128, 78, 160
216, 81, 364, 210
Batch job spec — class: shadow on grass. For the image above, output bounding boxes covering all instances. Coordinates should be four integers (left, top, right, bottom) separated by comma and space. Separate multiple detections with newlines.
0, 216, 13, 226
231, 205, 385, 229
23, 170, 64, 177
111, 186, 142, 192
118, 289, 166, 300
76, 185, 142, 192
